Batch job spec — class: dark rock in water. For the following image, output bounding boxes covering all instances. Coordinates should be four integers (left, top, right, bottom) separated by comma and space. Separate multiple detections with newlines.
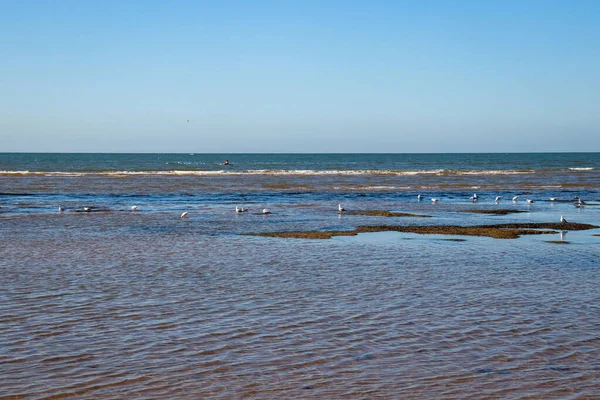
252, 222, 599, 240
347, 210, 431, 218
460, 209, 526, 215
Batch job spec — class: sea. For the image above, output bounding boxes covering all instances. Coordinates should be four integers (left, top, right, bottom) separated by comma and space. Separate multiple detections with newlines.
1, 152, 599, 399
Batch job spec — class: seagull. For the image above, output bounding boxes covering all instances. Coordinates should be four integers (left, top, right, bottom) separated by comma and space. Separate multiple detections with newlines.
417, 194, 423, 201
58, 205, 65, 212
512, 196, 519, 202
495, 196, 502, 203
431, 198, 439, 204
180, 212, 189, 218
469, 194, 478, 202
560, 231, 568, 241
262, 208, 271, 214
550, 197, 557, 201
338, 204, 345, 212
131, 205, 137, 211
235, 206, 248, 213
575, 197, 587, 207
560, 215, 567, 223
526, 199, 534, 204
83, 207, 92, 212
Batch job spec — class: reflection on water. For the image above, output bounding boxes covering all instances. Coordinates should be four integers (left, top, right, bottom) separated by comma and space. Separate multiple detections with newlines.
1, 208, 599, 398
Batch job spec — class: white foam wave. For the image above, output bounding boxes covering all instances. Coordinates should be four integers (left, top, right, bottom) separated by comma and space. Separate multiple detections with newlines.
0, 169, 537, 177
454, 170, 534, 176
568, 167, 595, 171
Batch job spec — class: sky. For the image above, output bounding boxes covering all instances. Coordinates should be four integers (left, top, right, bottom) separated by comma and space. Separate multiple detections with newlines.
1, 0, 599, 153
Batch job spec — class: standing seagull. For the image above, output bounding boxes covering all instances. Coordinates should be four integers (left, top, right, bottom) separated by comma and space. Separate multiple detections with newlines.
338, 204, 345, 212
180, 212, 189, 218
560, 215, 567, 223
58, 205, 65, 213
575, 197, 587, 207
131, 205, 137, 211
560, 231, 568, 241
495, 196, 501, 203
417, 194, 423, 201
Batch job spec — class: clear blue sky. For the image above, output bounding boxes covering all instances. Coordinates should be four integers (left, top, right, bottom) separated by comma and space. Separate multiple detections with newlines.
1, 0, 599, 152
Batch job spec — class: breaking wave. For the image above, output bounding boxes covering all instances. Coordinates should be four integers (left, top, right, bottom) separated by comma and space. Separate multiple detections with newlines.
0, 169, 537, 177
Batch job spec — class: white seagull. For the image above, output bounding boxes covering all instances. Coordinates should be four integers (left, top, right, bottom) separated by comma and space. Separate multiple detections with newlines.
495, 196, 502, 203
131, 205, 137, 211
180, 212, 189, 218
262, 208, 271, 214
58, 205, 65, 212
560, 215, 567, 223
550, 197, 557, 201
235, 206, 248, 213
83, 206, 92, 212
417, 194, 423, 201
512, 196, 519, 202
431, 198, 439, 204
338, 204, 345, 212
560, 231, 568, 241
526, 199, 534, 204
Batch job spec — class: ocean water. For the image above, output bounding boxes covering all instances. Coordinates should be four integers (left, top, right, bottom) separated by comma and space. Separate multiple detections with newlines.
1, 153, 599, 399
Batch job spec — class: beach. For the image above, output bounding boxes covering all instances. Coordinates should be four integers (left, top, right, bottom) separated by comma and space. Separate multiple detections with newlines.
1, 153, 599, 398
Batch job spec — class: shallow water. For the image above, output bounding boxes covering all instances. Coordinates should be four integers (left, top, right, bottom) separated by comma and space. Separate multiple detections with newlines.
1, 153, 599, 398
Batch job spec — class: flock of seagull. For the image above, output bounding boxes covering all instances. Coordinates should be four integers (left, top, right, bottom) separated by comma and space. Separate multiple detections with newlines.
8, 193, 585, 221
413, 193, 588, 207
